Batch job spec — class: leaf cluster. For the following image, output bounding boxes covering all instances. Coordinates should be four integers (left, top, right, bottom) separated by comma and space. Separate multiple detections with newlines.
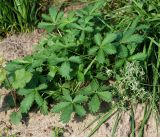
1, 0, 147, 124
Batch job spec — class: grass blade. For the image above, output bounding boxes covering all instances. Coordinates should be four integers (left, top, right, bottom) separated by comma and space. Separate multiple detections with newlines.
87, 107, 117, 137
111, 110, 122, 137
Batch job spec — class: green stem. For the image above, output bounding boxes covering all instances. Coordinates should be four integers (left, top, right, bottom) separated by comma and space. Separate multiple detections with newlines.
153, 43, 160, 106
6, 76, 17, 109
74, 57, 96, 92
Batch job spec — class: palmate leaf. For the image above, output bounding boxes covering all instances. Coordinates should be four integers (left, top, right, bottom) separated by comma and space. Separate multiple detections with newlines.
89, 94, 100, 113
52, 102, 71, 113
60, 105, 73, 123
59, 62, 71, 79
10, 112, 22, 125
97, 91, 112, 102
20, 92, 35, 113
12, 69, 32, 89
74, 104, 86, 116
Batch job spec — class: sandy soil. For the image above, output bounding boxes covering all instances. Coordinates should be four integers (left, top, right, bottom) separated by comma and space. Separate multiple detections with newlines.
0, 32, 159, 137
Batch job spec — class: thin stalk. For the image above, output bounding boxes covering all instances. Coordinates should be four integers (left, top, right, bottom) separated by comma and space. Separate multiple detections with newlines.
112, 111, 122, 137
87, 106, 118, 137
152, 42, 160, 107
130, 106, 135, 137
74, 57, 96, 92
138, 104, 151, 137
6, 76, 17, 109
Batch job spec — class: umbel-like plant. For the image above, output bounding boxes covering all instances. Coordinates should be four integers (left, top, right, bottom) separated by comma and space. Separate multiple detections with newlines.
0, 0, 147, 125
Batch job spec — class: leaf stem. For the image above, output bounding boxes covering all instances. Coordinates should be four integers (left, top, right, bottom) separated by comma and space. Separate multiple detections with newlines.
6, 76, 17, 109
74, 57, 96, 92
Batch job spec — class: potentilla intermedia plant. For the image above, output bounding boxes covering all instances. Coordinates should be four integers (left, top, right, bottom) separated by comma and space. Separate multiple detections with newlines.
0, 0, 159, 136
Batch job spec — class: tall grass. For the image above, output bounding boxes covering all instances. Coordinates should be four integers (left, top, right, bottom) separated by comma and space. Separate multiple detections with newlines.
0, 0, 40, 36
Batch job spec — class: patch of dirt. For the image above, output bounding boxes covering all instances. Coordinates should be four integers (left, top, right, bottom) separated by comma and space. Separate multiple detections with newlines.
0, 30, 43, 61
0, 32, 159, 137
0, 89, 159, 137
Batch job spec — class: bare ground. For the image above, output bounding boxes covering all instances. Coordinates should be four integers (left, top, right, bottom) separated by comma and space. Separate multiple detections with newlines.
0, 32, 159, 137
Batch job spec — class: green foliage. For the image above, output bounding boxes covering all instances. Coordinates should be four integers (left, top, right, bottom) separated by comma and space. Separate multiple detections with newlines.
79, 80, 112, 113
52, 93, 88, 123
10, 111, 22, 125
1, 0, 153, 129
12, 69, 32, 89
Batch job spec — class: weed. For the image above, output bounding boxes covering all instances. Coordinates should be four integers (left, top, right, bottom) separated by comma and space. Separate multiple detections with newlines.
0, 0, 159, 136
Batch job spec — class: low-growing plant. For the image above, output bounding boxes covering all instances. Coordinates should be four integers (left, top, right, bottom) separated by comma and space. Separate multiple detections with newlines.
1, 0, 159, 136
1, 0, 147, 123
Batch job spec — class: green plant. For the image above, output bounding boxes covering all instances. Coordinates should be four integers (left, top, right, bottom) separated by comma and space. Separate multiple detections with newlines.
3, 1, 145, 122
1, 0, 159, 136
52, 126, 64, 137
52, 93, 88, 122
79, 79, 112, 113
0, 0, 40, 36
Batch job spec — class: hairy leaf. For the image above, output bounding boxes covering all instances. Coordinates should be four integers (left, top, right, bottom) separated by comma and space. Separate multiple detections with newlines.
74, 104, 86, 116
69, 56, 81, 64
59, 62, 71, 79
89, 94, 100, 113
94, 33, 102, 45
88, 46, 99, 55
12, 69, 32, 89
103, 44, 117, 55
10, 112, 22, 125
128, 53, 147, 61
118, 45, 129, 58
52, 102, 71, 113
40, 100, 48, 115
20, 92, 35, 113
97, 49, 105, 64
60, 105, 73, 123
17, 89, 33, 96
98, 91, 112, 102
73, 95, 88, 103
102, 33, 117, 45
35, 91, 43, 107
